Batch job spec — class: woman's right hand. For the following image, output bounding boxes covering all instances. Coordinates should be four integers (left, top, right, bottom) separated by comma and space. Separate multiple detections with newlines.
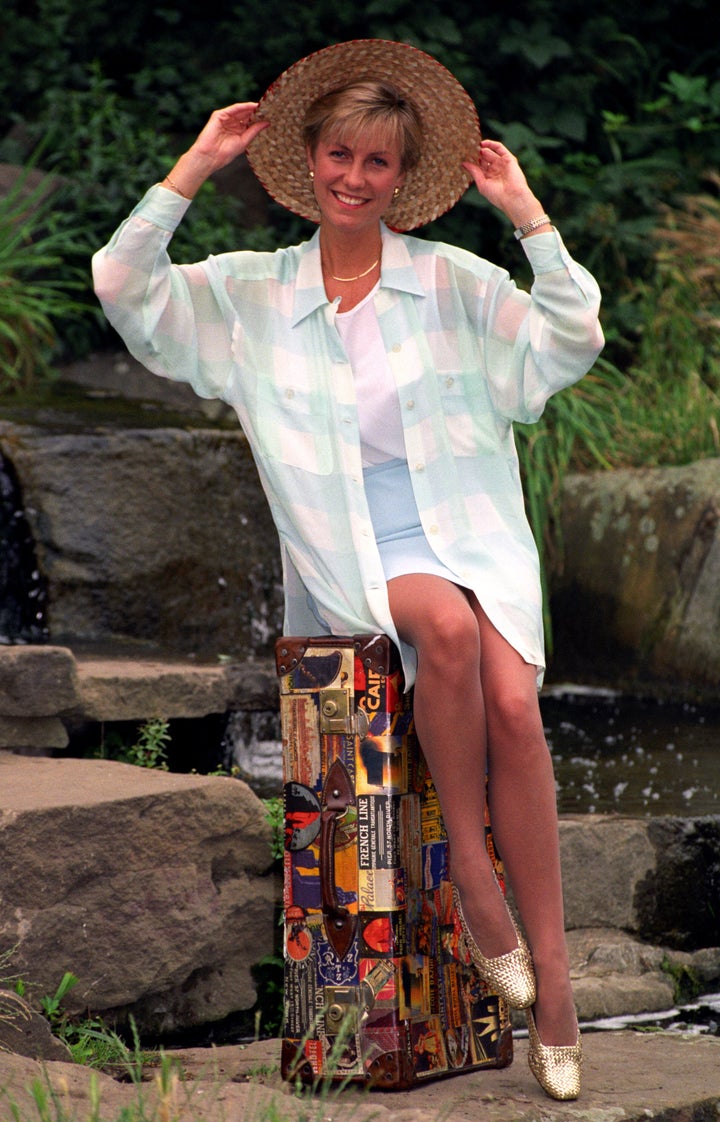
162, 102, 269, 199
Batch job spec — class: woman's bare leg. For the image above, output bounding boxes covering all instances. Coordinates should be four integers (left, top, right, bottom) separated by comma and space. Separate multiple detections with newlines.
467, 596, 577, 1046
387, 574, 520, 957
387, 574, 577, 1045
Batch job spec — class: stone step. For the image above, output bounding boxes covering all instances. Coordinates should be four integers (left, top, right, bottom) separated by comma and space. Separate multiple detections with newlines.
0, 644, 278, 752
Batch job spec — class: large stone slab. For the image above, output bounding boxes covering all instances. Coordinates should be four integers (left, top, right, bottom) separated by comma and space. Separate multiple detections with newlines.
555, 458, 720, 694
0, 753, 276, 1036
0, 421, 284, 659
1, 1030, 720, 1122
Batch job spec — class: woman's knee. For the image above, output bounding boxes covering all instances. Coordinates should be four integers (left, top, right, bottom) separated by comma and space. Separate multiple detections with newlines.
391, 583, 480, 668
485, 680, 543, 742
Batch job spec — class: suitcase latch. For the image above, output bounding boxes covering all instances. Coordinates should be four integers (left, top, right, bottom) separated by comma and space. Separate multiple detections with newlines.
324, 986, 360, 1035
320, 688, 351, 733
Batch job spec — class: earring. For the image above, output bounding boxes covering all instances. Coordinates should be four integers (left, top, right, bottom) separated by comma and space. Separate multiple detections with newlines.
309, 170, 315, 180
393, 185, 401, 198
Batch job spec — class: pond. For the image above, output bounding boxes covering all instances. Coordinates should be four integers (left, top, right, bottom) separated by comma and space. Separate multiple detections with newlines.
543, 686, 720, 817
230, 685, 720, 818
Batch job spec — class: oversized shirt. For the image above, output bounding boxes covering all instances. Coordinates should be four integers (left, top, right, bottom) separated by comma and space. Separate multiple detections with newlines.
92, 184, 604, 689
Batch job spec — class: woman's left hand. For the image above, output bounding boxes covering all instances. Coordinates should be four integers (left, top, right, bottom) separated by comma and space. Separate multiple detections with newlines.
464, 140, 549, 232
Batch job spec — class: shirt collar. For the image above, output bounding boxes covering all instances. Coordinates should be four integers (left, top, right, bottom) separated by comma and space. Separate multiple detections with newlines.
291, 223, 425, 326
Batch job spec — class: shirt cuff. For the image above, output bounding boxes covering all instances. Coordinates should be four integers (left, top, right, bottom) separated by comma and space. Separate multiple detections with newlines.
129, 183, 193, 232
519, 227, 576, 275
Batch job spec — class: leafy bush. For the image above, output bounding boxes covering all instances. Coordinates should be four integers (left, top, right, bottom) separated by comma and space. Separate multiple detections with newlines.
2, 0, 720, 371
0, 161, 88, 394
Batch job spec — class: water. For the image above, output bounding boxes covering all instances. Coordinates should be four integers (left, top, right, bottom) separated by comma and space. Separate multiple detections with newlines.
586, 991, 720, 1036
544, 686, 720, 816
0, 451, 48, 644
509, 992, 720, 1037
226, 686, 720, 817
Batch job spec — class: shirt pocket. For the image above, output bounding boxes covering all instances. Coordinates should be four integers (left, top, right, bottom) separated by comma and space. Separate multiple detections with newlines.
255, 380, 334, 475
436, 369, 497, 457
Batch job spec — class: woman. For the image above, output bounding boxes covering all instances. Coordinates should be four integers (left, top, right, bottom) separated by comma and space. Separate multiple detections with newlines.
93, 39, 603, 1100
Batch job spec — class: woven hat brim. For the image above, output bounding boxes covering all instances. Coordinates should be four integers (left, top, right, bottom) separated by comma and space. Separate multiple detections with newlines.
246, 39, 481, 232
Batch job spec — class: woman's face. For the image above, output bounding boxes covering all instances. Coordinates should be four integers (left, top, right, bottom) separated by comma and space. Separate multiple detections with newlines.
307, 125, 405, 236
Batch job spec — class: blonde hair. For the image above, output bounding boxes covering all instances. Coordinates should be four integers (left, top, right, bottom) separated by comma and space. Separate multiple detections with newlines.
303, 80, 423, 172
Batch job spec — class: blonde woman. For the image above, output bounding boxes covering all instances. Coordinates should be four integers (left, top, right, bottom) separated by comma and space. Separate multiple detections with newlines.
93, 39, 603, 1100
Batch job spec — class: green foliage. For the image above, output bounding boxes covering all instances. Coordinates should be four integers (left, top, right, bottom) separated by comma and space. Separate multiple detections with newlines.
2, 0, 720, 370
262, 796, 285, 862
0, 159, 88, 395
93, 718, 172, 770
40, 973, 152, 1072
123, 719, 171, 771
661, 956, 702, 1004
251, 952, 285, 1039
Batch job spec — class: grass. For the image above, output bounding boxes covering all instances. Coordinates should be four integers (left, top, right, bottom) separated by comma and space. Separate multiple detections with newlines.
0, 967, 392, 1122
0, 1038, 388, 1122
0, 154, 88, 396
514, 175, 720, 652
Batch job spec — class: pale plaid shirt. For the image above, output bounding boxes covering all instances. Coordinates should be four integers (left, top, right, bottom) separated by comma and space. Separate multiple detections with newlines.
93, 185, 603, 687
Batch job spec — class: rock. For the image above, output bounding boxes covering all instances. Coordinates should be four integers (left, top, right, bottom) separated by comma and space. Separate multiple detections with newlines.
3, 1030, 720, 1122
0, 716, 68, 754
59, 351, 234, 420
0, 990, 70, 1061
0, 754, 277, 1036
74, 656, 235, 721
635, 816, 720, 949
0, 421, 284, 660
0, 646, 80, 715
564, 928, 720, 1023
560, 815, 720, 949
555, 458, 720, 695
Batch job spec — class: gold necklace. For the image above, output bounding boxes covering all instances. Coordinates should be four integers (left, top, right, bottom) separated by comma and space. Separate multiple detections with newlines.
326, 256, 381, 282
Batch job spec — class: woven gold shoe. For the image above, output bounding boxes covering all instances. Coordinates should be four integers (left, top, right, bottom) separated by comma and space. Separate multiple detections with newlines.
526, 1006, 582, 1101
452, 884, 536, 1009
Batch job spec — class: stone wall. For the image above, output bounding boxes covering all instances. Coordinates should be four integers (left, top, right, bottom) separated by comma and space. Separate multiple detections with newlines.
554, 459, 720, 696
0, 418, 283, 660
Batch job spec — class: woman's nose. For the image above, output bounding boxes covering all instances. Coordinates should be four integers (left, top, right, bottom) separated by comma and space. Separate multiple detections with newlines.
343, 159, 365, 187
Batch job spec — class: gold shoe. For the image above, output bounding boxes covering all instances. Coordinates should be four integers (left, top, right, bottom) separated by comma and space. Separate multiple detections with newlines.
526, 1006, 582, 1101
452, 884, 536, 1009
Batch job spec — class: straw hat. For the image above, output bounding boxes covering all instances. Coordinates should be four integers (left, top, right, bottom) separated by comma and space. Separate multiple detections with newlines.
247, 39, 481, 231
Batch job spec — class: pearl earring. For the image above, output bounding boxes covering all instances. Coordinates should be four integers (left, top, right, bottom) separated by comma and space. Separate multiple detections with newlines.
393, 185, 401, 198
309, 170, 314, 180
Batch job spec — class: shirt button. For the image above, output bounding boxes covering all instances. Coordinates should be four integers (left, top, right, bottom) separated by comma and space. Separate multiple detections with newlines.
285, 388, 295, 399
392, 343, 401, 353
445, 377, 455, 388
429, 524, 439, 535
414, 462, 425, 473
406, 400, 415, 410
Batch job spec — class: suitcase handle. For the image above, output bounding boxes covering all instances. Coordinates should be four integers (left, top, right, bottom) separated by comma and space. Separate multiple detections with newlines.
320, 758, 357, 959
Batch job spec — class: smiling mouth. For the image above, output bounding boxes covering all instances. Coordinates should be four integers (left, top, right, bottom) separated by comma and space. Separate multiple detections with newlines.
333, 191, 367, 207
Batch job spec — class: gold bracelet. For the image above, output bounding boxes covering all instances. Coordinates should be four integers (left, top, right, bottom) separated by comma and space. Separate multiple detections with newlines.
163, 175, 190, 200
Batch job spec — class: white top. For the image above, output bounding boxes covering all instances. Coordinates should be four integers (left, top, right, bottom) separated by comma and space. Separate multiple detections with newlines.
336, 284, 406, 466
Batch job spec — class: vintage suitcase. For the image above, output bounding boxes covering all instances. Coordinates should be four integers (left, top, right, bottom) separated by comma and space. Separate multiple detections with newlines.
275, 633, 513, 1089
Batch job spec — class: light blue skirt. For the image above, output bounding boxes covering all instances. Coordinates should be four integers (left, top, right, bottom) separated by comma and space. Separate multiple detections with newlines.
363, 458, 460, 583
